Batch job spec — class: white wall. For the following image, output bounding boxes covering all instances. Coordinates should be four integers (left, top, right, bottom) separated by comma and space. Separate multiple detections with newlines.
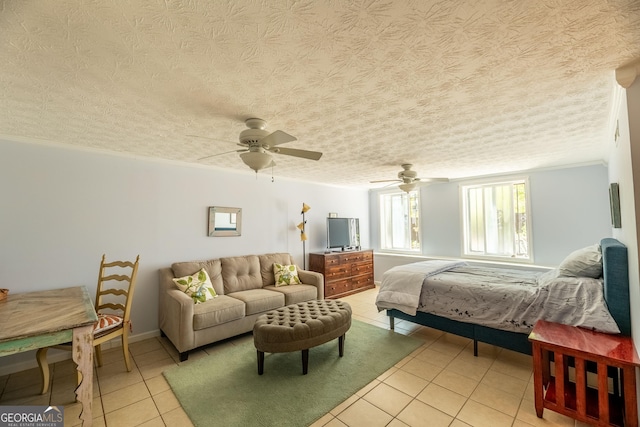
610, 78, 640, 345
608, 71, 640, 421
369, 164, 612, 278
0, 139, 369, 372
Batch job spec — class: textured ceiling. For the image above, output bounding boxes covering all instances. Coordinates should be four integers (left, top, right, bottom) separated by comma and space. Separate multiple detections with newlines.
1, 1, 640, 189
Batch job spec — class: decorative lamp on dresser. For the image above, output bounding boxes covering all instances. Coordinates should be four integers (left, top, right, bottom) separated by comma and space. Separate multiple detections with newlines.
309, 250, 374, 299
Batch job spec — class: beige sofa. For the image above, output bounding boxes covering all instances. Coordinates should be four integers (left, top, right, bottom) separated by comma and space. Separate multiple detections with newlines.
158, 253, 324, 361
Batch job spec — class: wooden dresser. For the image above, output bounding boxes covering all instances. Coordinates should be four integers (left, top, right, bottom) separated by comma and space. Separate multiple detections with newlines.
308, 249, 375, 299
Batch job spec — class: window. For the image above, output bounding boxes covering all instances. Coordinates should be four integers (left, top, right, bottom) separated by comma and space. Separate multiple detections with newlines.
461, 179, 531, 261
379, 190, 420, 251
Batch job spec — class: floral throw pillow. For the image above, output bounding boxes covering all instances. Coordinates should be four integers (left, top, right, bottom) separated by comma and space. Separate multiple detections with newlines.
273, 263, 301, 287
172, 268, 218, 303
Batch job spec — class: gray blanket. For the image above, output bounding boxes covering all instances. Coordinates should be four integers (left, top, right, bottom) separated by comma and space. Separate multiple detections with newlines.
375, 260, 466, 316
376, 261, 620, 334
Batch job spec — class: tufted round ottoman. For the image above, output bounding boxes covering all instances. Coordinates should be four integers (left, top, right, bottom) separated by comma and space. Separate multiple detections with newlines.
253, 300, 352, 375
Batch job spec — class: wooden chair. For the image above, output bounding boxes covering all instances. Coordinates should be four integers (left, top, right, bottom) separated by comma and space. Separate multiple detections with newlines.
37, 254, 140, 394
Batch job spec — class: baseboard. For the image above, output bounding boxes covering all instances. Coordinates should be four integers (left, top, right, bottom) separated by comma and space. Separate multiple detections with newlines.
0, 329, 162, 377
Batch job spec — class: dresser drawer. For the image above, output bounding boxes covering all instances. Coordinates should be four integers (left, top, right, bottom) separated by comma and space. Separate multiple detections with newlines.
325, 279, 352, 297
352, 274, 374, 288
324, 255, 343, 267
325, 265, 350, 280
341, 252, 364, 263
351, 261, 373, 276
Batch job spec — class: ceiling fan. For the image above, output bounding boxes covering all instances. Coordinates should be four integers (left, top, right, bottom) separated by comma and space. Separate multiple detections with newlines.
197, 118, 323, 172
370, 164, 448, 192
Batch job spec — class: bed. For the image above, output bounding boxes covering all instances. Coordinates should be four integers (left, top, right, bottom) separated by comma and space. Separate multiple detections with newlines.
376, 238, 631, 356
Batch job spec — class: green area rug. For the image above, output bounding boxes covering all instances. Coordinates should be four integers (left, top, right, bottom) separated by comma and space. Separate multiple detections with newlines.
163, 319, 424, 427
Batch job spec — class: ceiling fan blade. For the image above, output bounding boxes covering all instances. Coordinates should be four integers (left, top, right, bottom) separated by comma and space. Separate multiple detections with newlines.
270, 146, 323, 161
198, 149, 247, 161
260, 130, 297, 147
370, 179, 402, 184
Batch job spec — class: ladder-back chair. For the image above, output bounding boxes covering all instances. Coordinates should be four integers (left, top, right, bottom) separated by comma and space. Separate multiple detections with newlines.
37, 254, 140, 394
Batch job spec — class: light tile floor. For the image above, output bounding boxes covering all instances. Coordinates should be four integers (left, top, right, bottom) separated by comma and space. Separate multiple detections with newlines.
0, 287, 590, 427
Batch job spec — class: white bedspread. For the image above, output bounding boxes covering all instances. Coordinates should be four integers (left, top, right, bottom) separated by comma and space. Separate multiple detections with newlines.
375, 260, 467, 315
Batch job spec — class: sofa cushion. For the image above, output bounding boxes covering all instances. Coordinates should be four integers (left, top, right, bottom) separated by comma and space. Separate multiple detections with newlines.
192, 295, 245, 331
263, 284, 318, 305
259, 253, 294, 286
172, 259, 224, 296
221, 255, 263, 293
226, 289, 285, 315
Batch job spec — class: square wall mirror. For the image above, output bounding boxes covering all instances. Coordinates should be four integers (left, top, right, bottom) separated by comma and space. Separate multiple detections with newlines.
208, 207, 242, 237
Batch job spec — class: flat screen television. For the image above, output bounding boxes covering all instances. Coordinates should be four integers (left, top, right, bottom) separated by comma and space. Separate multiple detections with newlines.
326, 217, 360, 251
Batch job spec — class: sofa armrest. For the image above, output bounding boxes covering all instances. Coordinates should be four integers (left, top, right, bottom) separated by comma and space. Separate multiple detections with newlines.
158, 268, 196, 353
298, 269, 325, 300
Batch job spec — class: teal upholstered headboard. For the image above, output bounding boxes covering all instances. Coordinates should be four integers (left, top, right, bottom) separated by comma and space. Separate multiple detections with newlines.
601, 238, 631, 336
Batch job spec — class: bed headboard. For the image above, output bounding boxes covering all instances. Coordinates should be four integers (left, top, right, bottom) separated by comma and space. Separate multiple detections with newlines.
601, 238, 631, 336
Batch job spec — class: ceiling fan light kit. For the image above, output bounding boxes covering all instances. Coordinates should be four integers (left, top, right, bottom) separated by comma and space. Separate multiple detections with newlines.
239, 151, 273, 172
398, 182, 417, 193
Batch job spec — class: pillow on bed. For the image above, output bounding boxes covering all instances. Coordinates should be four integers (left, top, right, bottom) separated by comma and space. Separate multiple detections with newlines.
557, 244, 602, 278
538, 276, 620, 334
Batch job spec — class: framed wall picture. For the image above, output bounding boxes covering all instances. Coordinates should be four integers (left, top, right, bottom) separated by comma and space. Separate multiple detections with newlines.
609, 183, 621, 228
208, 206, 242, 236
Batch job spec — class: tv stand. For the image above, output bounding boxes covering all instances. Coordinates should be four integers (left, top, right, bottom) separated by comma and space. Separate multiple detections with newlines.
309, 250, 374, 299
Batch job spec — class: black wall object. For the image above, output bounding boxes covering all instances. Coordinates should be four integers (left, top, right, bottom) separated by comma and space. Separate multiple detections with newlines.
609, 183, 621, 228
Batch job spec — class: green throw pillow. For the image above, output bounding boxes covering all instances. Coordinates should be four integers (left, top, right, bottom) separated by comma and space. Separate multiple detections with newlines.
172, 268, 218, 303
273, 263, 301, 287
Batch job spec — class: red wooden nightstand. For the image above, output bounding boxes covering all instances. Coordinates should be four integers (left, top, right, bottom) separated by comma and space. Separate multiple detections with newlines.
529, 320, 640, 426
